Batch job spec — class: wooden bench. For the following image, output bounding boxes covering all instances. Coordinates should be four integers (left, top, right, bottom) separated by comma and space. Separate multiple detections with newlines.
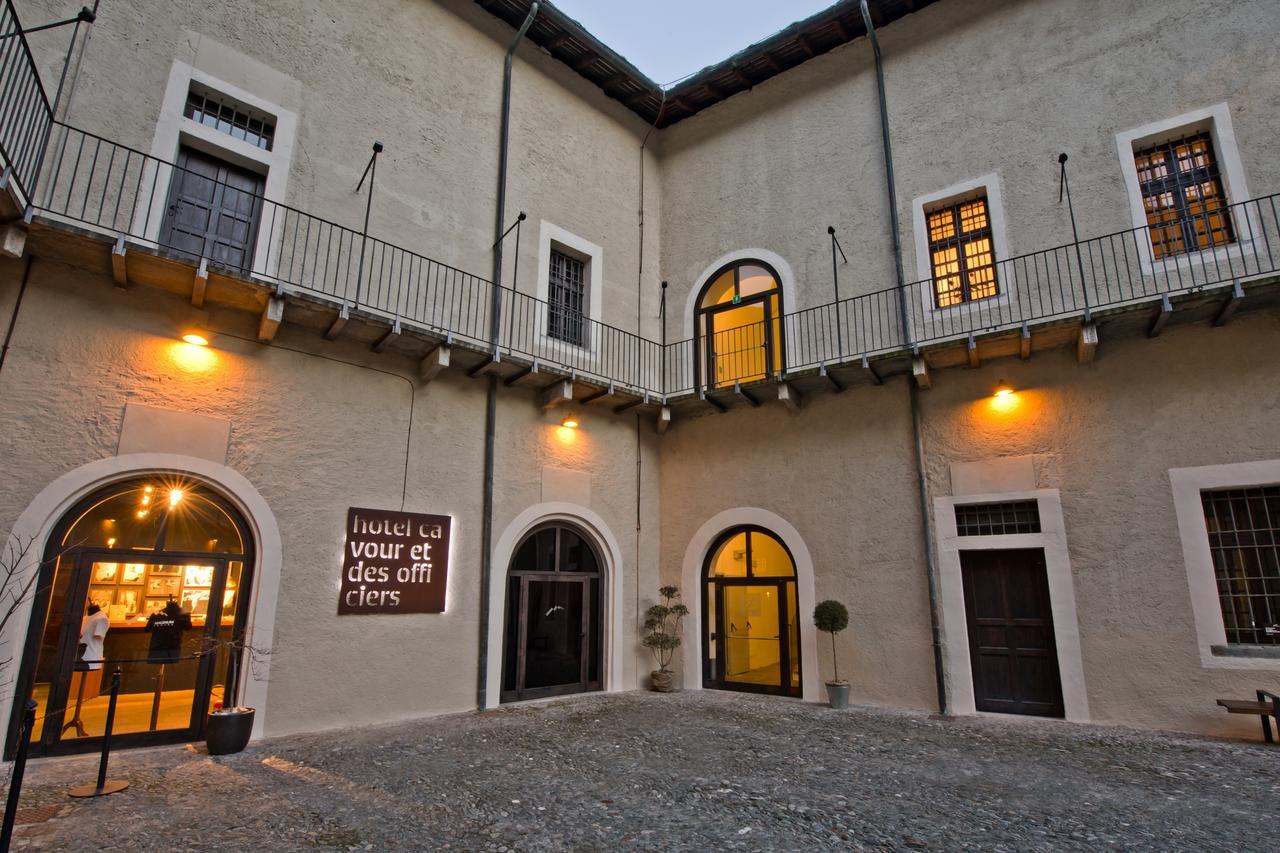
1217, 690, 1279, 743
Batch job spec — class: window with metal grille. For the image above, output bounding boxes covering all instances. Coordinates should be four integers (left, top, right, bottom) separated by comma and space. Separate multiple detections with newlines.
547, 249, 587, 346
1201, 486, 1280, 646
1134, 133, 1234, 260
184, 85, 276, 151
955, 501, 1041, 536
926, 195, 997, 309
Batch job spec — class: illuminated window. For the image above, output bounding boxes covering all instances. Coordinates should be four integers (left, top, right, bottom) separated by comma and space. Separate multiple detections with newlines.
695, 260, 784, 390
1134, 133, 1234, 260
1201, 486, 1280, 646
926, 195, 998, 308
547, 249, 587, 346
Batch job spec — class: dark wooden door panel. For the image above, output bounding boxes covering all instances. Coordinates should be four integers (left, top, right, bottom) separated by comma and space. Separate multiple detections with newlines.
961, 549, 1064, 717
162, 146, 264, 272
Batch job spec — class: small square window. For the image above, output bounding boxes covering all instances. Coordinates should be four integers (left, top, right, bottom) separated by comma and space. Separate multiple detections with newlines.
1133, 133, 1234, 260
926, 195, 998, 308
547, 249, 587, 347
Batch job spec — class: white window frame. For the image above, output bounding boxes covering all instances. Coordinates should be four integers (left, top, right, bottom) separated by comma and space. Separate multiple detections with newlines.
534, 221, 603, 354
1115, 102, 1255, 277
135, 60, 298, 285
934, 489, 1090, 721
912, 173, 1012, 320
1170, 460, 1280, 671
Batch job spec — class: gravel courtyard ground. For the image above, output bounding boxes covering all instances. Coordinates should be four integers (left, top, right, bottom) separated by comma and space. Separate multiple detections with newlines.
3, 690, 1277, 851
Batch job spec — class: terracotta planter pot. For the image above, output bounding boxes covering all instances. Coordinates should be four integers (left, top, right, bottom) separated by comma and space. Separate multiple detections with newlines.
651, 670, 675, 692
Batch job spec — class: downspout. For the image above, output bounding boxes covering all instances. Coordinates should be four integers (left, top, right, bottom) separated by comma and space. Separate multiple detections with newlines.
478, 0, 538, 711
0, 256, 34, 380
859, 0, 948, 716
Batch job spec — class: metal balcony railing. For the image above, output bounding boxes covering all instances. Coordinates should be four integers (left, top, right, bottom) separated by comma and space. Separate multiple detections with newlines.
1, 0, 1277, 404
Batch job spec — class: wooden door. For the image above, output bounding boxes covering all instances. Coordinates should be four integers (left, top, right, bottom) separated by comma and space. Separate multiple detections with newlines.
162, 146, 264, 272
961, 549, 1064, 717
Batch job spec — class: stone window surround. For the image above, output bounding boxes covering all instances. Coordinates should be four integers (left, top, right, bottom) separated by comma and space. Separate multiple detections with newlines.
137, 59, 299, 280
1115, 102, 1255, 276
911, 173, 1012, 319
1169, 459, 1280, 671
534, 221, 603, 355
934, 488, 1091, 722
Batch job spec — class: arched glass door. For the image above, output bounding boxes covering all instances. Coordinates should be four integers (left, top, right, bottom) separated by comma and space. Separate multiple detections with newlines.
695, 261, 784, 390
6, 477, 255, 758
702, 526, 800, 696
501, 524, 602, 702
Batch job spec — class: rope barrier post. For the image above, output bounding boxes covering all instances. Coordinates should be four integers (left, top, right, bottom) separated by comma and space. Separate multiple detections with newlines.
68, 667, 128, 798
0, 699, 37, 852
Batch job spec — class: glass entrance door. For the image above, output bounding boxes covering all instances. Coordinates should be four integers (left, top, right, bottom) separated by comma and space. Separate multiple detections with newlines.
29, 552, 236, 755
702, 526, 801, 697
519, 577, 588, 696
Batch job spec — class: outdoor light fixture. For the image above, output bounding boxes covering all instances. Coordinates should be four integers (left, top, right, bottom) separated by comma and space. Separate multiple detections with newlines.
993, 381, 1014, 398
168, 488, 185, 508
181, 330, 210, 347
560, 416, 580, 429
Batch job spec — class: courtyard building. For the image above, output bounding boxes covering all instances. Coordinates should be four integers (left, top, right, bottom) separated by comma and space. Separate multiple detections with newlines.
0, 0, 1277, 762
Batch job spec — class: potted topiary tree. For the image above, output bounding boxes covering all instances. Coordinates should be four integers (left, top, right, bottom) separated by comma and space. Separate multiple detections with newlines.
642, 585, 688, 692
813, 599, 850, 708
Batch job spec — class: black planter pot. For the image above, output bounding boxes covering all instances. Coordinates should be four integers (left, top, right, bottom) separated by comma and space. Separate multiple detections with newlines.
206, 708, 255, 755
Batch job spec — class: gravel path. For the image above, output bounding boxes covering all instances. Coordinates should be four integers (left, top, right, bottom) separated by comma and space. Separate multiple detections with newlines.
4, 690, 1277, 851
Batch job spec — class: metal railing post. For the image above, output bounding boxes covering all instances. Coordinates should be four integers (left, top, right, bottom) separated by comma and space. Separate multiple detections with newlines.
1058, 153, 1093, 323
659, 280, 667, 395
0, 699, 37, 852
828, 225, 847, 360
68, 667, 128, 798
351, 141, 382, 308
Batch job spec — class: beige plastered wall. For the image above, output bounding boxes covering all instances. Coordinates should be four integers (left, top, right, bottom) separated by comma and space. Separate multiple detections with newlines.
657, 0, 1280, 324
0, 258, 658, 737
917, 309, 1280, 737
15, 0, 662, 340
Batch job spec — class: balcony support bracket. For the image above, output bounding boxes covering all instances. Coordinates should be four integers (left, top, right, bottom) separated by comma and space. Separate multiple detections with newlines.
258, 296, 285, 343
504, 359, 538, 386
372, 318, 402, 353
0, 223, 26, 259
912, 355, 931, 389
656, 406, 672, 434
699, 390, 728, 413
191, 258, 208, 307
1076, 322, 1098, 364
1019, 323, 1031, 360
735, 382, 761, 407
966, 334, 979, 369
539, 378, 574, 411
1213, 280, 1244, 326
419, 344, 451, 384
468, 351, 502, 377
819, 363, 845, 393
778, 381, 803, 412
111, 236, 127, 289
1148, 294, 1172, 337
581, 382, 615, 405
862, 355, 883, 386
324, 305, 349, 340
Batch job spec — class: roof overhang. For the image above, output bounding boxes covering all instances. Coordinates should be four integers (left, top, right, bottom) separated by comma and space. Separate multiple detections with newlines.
474, 0, 937, 128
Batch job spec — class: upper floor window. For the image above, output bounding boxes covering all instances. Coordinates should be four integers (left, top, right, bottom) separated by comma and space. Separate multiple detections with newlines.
185, 84, 276, 151
547, 248, 587, 346
695, 260, 783, 390
1201, 486, 1279, 646
1134, 133, 1234, 259
926, 195, 997, 308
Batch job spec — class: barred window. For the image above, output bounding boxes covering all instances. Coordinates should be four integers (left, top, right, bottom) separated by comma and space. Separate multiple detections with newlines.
1201, 486, 1280, 646
547, 249, 586, 346
1134, 133, 1233, 260
926, 195, 997, 309
185, 85, 276, 151
955, 500, 1041, 537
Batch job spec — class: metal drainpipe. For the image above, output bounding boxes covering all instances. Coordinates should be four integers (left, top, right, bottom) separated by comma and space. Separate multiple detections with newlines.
859, 0, 949, 716
478, 0, 539, 712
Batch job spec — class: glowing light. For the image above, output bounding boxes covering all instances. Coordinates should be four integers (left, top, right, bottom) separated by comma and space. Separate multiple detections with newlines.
182, 331, 209, 347
560, 416, 580, 429
136, 509, 149, 519
169, 340, 218, 372
140, 494, 151, 506
143, 486, 154, 494
168, 488, 185, 507
993, 381, 1014, 398
106, 537, 116, 548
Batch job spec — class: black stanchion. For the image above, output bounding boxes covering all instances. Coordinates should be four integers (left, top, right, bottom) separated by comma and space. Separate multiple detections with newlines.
68, 667, 128, 798
0, 699, 38, 852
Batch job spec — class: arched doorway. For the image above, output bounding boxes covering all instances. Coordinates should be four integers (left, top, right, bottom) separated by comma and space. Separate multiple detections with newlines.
501, 523, 602, 702
702, 525, 801, 696
7, 476, 255, 757
694, 259, 785, 390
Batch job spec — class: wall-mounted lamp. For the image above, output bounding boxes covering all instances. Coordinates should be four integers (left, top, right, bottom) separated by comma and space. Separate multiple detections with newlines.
560, 415, 580, 429
181, 329, 210, 347
993, 381, 1015, 398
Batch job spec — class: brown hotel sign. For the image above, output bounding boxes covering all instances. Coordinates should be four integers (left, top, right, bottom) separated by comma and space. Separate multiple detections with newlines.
338, 508, 452, 614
